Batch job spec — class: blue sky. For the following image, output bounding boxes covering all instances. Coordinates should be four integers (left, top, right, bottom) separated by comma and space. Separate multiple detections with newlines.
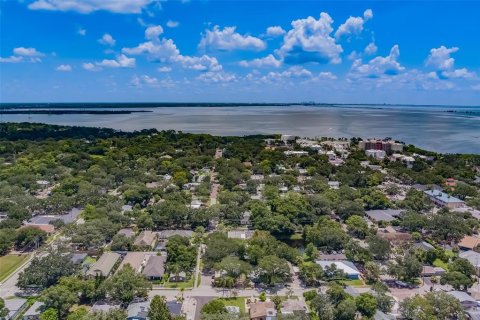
1, 0, 479, 105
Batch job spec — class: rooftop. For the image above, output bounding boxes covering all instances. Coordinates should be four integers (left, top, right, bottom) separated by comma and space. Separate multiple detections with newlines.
424, 190, 464, 204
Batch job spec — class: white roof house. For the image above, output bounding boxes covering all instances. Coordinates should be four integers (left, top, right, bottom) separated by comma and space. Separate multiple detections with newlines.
316, 260, 360, 279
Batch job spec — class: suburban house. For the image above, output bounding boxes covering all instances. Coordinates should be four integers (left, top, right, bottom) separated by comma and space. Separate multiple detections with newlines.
377, 227, 412, 244
169, 271, 187, 282
458, 235, 480, 251
86, 252, 121, 278
249, 301, 277, 320
157, 230, 194, 239
227, 229, 255, 240
447, 291, 477, 309
280, 299, 308, 316
459, 250, 480, 274
117, 252, 148, 273
315, 260, 361, 280
117, 228, 136, 238
127, 302, 149, 320
142, 255, 166, 280
134, 231, 157, 249
424, 190, 465, 209
70, 253, 87, 265
365, 209, 403, 223
421, 266, 446, 277
22, 301, 44, 320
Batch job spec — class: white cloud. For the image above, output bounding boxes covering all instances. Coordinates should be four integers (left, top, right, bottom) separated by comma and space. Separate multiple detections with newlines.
56, 64, 72, 71
166, 20, 179, 28
98, 33, 116, 46
1, 47, 44, 63
261, 66, 313, 82
198, 26, 266, 51
239, 54, 282, 68
77, 28, 86, 36
197, 71, 236, 84
277, 13, 343, 64
364, 9, 373, 20
130, 74, 175, 88
82, 62, 97, 71
157, 66, 172, 72
364, 42, 377, 55
318, 72, 337, 80
96, 54, 136, 68
13, 47, 44, 57
426, 46, 458, 71
145, 25, 164, 40
425, 46, 476, 80
441, 68, 476, 79
349, 44, 405, 79
335, 9, 372, 39
123, 27, 222, 72
0, 56, 24, 63
266, 26, 286, 37
27, 0, 157, 14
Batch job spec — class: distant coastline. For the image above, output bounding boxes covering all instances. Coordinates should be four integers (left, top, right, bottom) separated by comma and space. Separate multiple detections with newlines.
0, 109, 152, 115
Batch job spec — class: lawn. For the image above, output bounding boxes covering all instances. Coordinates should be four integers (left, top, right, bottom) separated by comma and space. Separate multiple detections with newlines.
433, 258, 449, 270
0, 254, 29, 282
218, 297, 246, 313
340, 279, 365, 286
163, 277, 195, 289
433, 250, 454, 270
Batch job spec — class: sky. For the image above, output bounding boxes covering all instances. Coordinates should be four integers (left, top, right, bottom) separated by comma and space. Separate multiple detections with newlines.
0, 0, 479, 105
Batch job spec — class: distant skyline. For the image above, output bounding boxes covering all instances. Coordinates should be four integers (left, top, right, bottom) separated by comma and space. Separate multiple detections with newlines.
1, 1, 479, 105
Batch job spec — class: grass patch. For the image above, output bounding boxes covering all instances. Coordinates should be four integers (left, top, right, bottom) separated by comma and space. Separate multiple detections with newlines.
0, 254, 29, 282
83, 256, 96, 266
433, 258, 449, 270
218, 297, 246, 313
340, 279, 365, 286
163, 277, 195, 289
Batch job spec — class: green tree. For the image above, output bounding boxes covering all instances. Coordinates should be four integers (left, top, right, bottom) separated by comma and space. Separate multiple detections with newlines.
388, 253, 422, 283
364, 261, 382, 283
39, 308, 59, 320
17, 251, 76, 289
310, 294, 335, 320
304, 243, 318, 261
305, 217, 348, 252
102, 264, 152, 304
256, 255, 291, 285
400, 291, 466, 320
215, 256, 252, 280
366, 235, 391, 260
346, 215, 369, 239
40, 285, 79, 318
355, 293, 378, 318
0, 229, 15, 255
15, 226, 47, 249
66, 307, 88, 320
110, 234, 133, 251
202, 300, 226, 315
149, 295, 172, 320
335, 298, 357, 320
298, 262, 323, 286
0, 298, 9, 320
